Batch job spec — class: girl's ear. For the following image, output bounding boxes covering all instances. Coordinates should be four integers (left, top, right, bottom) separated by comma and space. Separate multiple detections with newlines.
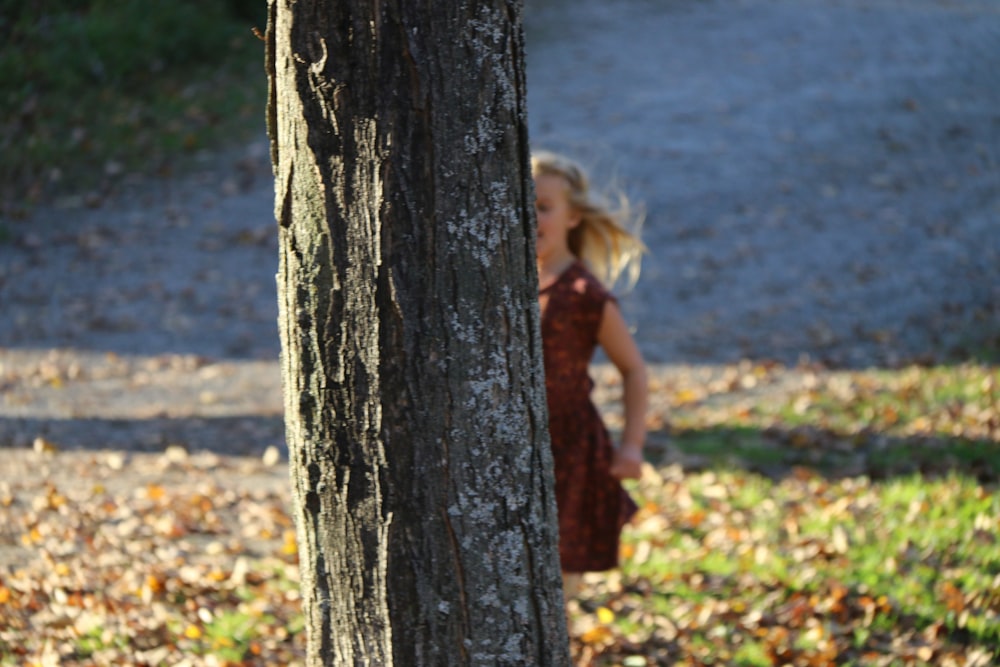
567, 208, 582, 229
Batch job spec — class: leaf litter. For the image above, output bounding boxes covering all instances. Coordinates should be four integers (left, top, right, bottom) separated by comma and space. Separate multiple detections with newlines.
0, 447, 304, 666
2, 360, 998, 665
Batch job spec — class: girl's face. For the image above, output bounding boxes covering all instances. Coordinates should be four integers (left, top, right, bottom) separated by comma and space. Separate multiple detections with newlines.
534, 173, 580, 263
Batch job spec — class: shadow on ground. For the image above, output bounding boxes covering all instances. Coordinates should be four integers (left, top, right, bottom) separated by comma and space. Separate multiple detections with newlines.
649, 424, 1000, 484
1, 414, 285, 458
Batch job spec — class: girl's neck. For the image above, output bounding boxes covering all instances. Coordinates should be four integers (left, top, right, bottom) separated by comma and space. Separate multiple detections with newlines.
537, 251, 577, 291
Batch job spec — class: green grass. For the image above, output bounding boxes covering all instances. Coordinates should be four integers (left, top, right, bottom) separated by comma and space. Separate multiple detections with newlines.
74, 626, 129, 659
199, 608, 277, 662
566, 361, 1000, 664
609, 470, 1000, 663
1, 1, 267, 213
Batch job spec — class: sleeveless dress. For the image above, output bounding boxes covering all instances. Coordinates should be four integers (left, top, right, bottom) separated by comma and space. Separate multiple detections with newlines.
539, 261, 637, 573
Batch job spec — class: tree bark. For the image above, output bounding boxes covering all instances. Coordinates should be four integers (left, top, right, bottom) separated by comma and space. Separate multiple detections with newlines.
266, 1, 569, 664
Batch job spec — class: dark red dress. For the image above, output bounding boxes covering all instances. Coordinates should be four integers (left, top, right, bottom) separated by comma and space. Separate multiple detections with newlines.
539, 261, 637, 573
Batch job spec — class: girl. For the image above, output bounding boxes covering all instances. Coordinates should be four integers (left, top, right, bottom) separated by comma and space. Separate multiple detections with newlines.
532, 151, 649, 601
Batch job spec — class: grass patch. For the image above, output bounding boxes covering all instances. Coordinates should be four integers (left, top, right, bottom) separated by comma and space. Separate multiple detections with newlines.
664, 363, 1000, 480
1, 1, 267, 213
567, 361, 1000, 664
602, 468, 1000, 664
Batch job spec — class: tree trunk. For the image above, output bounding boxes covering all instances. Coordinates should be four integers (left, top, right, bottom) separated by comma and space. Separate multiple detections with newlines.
266, 1, 569, 664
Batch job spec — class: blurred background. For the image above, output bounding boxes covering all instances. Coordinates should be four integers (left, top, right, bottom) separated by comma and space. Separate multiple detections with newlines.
1, 0, 267, 208
2, 0, 997, 367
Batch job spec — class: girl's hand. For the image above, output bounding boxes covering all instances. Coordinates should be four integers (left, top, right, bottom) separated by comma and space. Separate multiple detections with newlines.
609, 447, 643, 480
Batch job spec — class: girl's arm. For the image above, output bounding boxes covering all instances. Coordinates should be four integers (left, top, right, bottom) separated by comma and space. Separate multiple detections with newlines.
597, 300, 648, 480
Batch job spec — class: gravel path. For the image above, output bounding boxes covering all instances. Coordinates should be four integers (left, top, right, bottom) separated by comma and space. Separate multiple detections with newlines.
1, 0, 998, 457
528, 0, 1000, 366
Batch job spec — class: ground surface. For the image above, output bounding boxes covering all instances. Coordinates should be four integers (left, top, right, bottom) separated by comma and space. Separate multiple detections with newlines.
0, 1, 998, 466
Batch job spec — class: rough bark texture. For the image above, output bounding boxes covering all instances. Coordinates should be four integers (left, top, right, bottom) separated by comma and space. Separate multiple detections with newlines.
266, 1, 569, 664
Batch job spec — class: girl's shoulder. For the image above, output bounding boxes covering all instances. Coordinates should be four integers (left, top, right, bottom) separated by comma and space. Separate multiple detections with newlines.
563, 262, 615, 305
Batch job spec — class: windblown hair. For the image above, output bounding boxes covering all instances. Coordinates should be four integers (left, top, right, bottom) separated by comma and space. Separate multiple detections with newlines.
531, 151, 646, 290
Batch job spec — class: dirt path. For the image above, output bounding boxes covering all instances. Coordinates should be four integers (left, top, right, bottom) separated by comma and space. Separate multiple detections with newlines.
0, 0, 998, 459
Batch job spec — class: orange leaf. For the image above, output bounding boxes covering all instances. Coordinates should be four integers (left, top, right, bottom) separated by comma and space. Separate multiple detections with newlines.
146, 574, 165, 594
579, 625, 612, 645
685, 509, 706, 528
940, 582, 965, 613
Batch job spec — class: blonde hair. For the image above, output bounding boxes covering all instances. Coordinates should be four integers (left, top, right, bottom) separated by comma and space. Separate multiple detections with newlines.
531, 151, 646, 290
